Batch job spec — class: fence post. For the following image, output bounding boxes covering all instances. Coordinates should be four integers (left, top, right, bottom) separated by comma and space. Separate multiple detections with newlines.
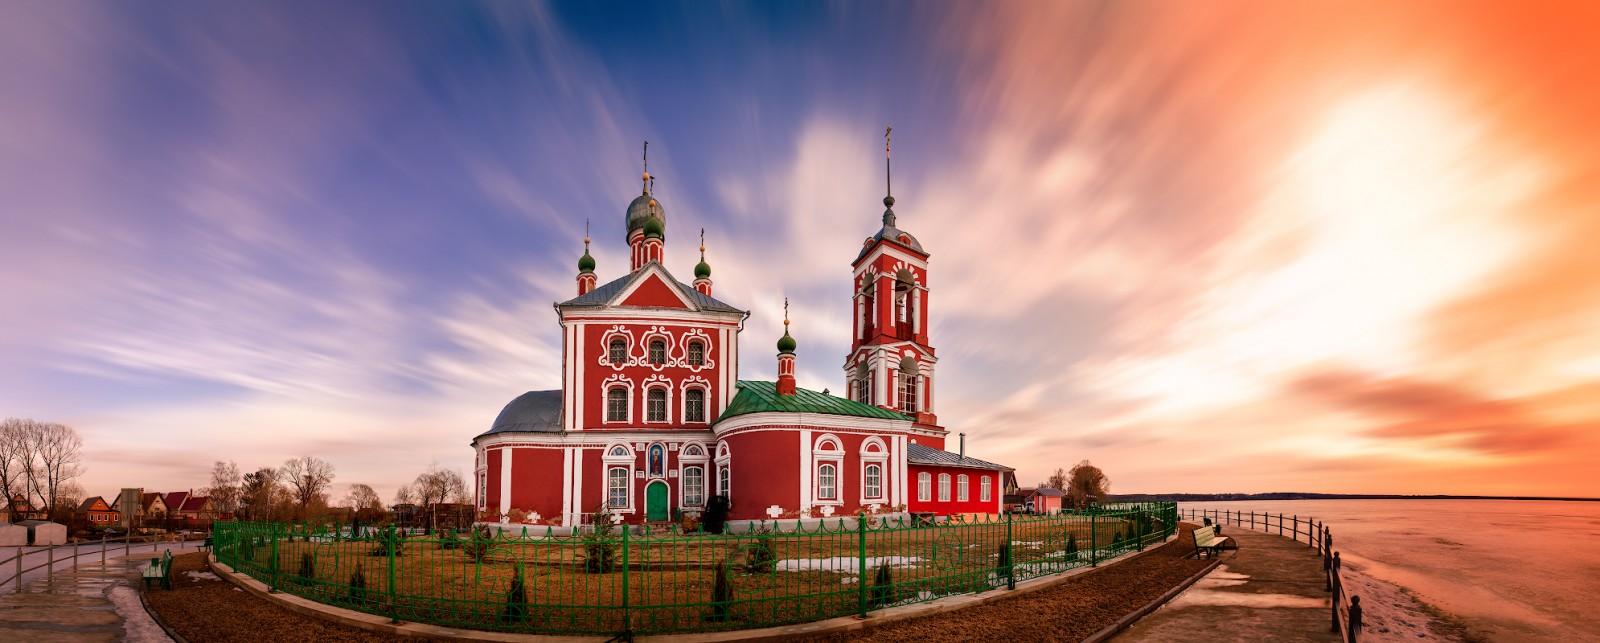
857, 512, 868, 617
101, 538, 107, 565
1090, 512, 1098, 567
1293, 515, 1299, 543
47, 544, 53, 582
621, 522, 631, 634
269, 523, 279, 593
14, 548, 20, 592
386, 526, 398, 624
1331, 571, 1341, 632
1005, 511, 1015, 590
1277, 513, 1283, 536
1348, 595, 1363, 642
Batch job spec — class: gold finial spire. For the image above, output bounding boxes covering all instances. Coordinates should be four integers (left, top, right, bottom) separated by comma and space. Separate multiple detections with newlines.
784, 297, 790, 327
585, 218, 591, 247
885, 125, 892, 198
699, 227, 705, 256
641, 140, 650, 194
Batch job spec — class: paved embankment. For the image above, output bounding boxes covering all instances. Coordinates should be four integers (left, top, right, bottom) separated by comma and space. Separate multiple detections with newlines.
0, 554, 173, 642
1118, 527, 1338, 642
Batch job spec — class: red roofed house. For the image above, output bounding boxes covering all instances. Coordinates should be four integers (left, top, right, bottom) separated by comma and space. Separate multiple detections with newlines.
76, 496, 119, 526
1021, 487, 1065, 515
163, 491, 217, 527
470, 142, 1014, 526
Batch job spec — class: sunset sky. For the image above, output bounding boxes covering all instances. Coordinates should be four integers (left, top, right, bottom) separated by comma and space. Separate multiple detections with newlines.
4, 1, 1599, 501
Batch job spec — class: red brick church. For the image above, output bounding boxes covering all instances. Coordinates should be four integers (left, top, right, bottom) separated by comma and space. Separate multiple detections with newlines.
471, 140, 1011, 526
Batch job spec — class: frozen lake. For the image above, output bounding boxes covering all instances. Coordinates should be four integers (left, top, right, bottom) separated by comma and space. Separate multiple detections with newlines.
1181, 499, 1600, 641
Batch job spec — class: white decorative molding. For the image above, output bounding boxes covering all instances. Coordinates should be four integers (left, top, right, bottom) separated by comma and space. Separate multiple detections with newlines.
766, 505, 783, 518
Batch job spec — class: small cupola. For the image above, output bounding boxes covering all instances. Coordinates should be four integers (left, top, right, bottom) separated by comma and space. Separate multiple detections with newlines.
576, 221, 597, 296
777, 298, 797, 396
693, 227, 713, 296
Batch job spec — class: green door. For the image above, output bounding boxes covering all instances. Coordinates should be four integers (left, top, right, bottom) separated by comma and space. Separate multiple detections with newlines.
646, 482, 669, 522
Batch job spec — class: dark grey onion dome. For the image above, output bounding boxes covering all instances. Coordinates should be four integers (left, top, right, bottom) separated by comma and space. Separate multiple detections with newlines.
481, 390, 563, 436
626, 195, 666, 235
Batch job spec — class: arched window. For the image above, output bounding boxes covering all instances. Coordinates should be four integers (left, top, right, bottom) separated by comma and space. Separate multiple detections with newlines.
957, 474, 969, 502
980, 476, 992, 502
683, 466, 704, 506
687, 341, 704, 366
854, 362, 870, 403
685, 388, 706, 423
917, 472, 932, 502
608, 467, 628, 508
938, 474, 951, 502
818, 464, 837, 500
683, 444, 704, 458
718, 466, 730, 498
607, 388, 629, 422
647, 389, 667, 422
609, 338, 627, 365
649, 339, 666, 365
608, 445, 629, 458
899, 357, 918, 414
864, 464, 882, 500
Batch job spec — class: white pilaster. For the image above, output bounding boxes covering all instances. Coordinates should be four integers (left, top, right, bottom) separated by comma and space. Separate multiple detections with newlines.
874, 354, 888, 408
499, 447, 513, 518
799, 429, 813, 513
560, 447, 574, 526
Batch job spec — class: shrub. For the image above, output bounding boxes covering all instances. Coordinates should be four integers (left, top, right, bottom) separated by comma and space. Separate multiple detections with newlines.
703, 495, 729, 535
347, 567, 368, 606
997, 541, 1013, 572
1113, 530, 1124, 547
369, 528, 403, 558
708, 561, 733, 622
439, 528, 461, 551
583, 503, 619, 574
743, 533, 776, 574
501, 566, 528, 624
297, 552, 315, 586
350, 515, 361, 540
1066, 533, 1079, 559
462, 525, 495, 564
871, 564, 895, 608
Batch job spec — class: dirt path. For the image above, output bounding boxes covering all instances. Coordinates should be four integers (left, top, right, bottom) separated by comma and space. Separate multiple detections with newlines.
144, 552, 390, 643
807, 528, 1210, 643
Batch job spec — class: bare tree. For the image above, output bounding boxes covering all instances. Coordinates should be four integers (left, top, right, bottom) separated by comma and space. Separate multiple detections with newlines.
1046, 468, 1068, 492
204, 460, 243, 517
0, 419, 29, 501
410, 463, 468, 534
1066, 460, 1111, 509
278, 456, 335, 518
13, 420, 84, 516
240, 467, 278, 521
51, 480, 85, 523
343, 483, 383, 515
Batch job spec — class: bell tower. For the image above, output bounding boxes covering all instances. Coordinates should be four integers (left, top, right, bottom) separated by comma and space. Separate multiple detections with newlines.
845, 127, 937, 426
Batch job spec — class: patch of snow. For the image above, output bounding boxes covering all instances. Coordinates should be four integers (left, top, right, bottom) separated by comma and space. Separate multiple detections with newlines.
108, 585, 173, 642
184, 570, 220, 582
775, 556, 922, 572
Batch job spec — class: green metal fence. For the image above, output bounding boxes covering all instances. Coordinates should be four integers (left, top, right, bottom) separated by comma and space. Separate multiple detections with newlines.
213, 501, 1176, 636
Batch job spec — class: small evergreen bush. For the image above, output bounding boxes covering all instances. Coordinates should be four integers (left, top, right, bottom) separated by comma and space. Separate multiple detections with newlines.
871, 564, 895, 608
347, 567, 368, 606
708, 562, 733, 622
297, 552, 315, 586
583, 503, 619, 574
501, 566, 528, 624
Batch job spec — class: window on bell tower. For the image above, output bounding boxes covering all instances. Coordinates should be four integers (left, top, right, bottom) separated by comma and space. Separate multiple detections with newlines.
899, 356, 918, 414
854, 362, 870, 404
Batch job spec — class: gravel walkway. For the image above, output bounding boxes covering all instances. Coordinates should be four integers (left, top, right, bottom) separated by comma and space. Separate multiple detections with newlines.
144, 553, 390, 643
809, 527, 1211, 643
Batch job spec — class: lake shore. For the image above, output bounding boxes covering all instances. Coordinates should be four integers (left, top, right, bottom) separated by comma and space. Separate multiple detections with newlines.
1181, 499, 1600, 641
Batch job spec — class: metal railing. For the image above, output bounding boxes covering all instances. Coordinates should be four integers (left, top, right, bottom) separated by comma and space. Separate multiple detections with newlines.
1178, 508, 1363, 642
1, 534, 203, 593
214, 502, 1178, 637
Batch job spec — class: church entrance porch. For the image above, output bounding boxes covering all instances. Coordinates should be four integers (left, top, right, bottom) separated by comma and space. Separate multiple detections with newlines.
645, 481, 669, 522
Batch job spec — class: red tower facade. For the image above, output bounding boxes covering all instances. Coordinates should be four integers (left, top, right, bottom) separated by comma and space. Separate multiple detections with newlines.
471, 139, 1010, 528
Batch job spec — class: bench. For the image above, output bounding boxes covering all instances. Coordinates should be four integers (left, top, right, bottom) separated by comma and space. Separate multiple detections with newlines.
1192, 525, 1235, 559
141, 549, 173, 590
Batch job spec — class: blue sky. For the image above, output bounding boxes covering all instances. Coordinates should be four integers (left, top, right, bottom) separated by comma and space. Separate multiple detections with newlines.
5, 1, 1600, 500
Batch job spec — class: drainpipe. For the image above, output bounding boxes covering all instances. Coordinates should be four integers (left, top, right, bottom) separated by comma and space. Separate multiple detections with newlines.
959, 433, 965, 459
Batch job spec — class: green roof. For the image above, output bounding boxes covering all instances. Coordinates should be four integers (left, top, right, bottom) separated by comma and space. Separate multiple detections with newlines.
719, 380, 908, 422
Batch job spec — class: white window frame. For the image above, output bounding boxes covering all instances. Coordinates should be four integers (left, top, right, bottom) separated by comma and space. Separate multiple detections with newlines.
683, 387, 708, 424
679, 443, 710, 509
818, 463, 837, 501
859, 436, 888, 503
682, 465, 705, 507
644, 386, 671, 424
917, 472, 931, 502
715, 441, 732, 505
864, 464, 882, 501
608, 337, 627, 365
606, 387, 631, 423
686, 340, 705, 366
648, 339, 667, 365
602, 375, 635, 424
980, 476, 992, 502
603, 443, 636, 513
957, 474, 969, 502
938, 473, 951, 502
607, 466, 630, 509
812, 435, 844, 506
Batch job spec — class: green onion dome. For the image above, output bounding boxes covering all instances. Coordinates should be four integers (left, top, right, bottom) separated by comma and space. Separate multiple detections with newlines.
578, 249, 595, 273
694, 258, 711, 279
776, 328, 796, 354
643, 215, 664, 239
